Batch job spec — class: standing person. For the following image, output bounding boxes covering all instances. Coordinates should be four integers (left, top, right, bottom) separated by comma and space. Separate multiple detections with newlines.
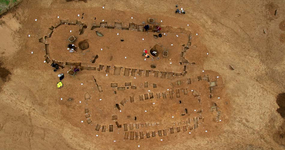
157, 26, 161, 32
74, 67, 80, 74
144, 25, 150, 31
58, 73, 64, 80
51, 62, 59, 72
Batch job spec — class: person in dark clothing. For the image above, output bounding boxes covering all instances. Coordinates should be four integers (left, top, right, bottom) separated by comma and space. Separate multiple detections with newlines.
59, 74, 64, 80
68, 44, 75, 49
144, 25, 150, 31
74, 68, 80, 73
51, 62, 59, 72
175, 9, 181, 13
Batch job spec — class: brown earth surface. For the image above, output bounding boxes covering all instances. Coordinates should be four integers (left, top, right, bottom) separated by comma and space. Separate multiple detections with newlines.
0, 0, 285, 150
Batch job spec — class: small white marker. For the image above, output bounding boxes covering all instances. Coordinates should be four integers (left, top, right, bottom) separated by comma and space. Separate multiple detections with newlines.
163, 33, 166, 35
35, 19, 37, 21
148, 90, 150, 92
219, 120, 222, 122
114, 140, 116, 142
160, 139, 163, 141
138, 145, 140, 148
57, 16, 60, 18
102, 6, 105, 9
176, 35, 179, 37
153, 102, 155, 105
217, 76, 219, 78
187, 24, 189, 26
196, 33, 198, 36
218, 97, 220, 99
120, 110, 122, 112
194, 109, 196, 112
170, 62, 172, 64
202, 70, 205, 72
191, 90, 194, 92
44, 61, 46, 63
79, 101, 81, 103
31, 51, 34, 54
70, 30, 72, 33
81, 83, 83, 85
131, 17, 133, 19
106, 74, 108, 76
117, 33, 119, 35
205, 130, 208, 132
96, 135, 98, 137
171, 44, 173, 46
81, 120, 83, 123
134, 77, 136, 79
142, 38, 144, 40
102, 19, 104, 22
100, 99, 102, 101
144, 58, 146, 61
60, 98, 63, 100
167, 89, 169, 91
145, 110, 147, 112
207, 53, 209, 55
28, 35, 31, 37
161, 20, 163, 22
189, 132, 191, 134
125, 57, 127, 59
172, 116, 174, 118
101, 48, 103, 51
77, 14, 80, 17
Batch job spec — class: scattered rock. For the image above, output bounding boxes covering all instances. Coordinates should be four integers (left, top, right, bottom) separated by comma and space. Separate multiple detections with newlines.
96, 31, 104, 37
67, 98, 74, 101
229, 65, 235, 70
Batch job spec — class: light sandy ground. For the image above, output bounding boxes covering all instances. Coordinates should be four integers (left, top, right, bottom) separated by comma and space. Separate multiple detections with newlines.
0, 0, 285, 150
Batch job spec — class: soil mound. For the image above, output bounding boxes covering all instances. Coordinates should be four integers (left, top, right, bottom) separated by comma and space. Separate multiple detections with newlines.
78, 40, 89, 50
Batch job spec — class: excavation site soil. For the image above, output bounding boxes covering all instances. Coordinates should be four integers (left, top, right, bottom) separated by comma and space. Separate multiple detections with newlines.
0, 0, 285, 150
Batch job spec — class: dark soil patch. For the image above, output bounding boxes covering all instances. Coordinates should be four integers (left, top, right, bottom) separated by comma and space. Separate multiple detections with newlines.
280, 34, 285, 43
280, 20, 285, 31
274, 93, 285, 146
273, 121, 285, 146
0, 61, 11, 92
0, 62, 11, 82
276, 93, 285, 118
